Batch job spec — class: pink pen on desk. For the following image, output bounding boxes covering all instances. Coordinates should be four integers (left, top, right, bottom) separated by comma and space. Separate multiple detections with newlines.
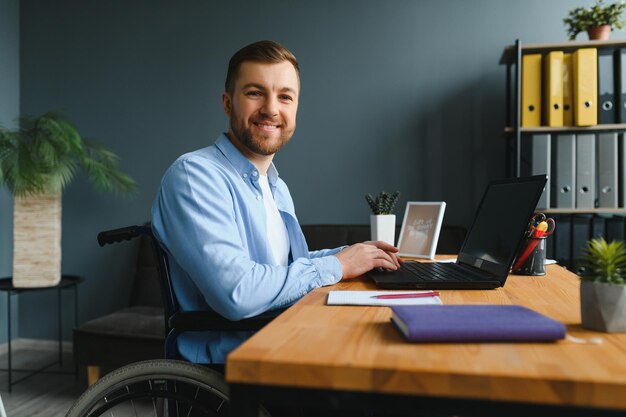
372, 291, 439, 299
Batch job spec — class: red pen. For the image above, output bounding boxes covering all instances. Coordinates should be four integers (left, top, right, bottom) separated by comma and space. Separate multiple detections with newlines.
372, 291, 439, 299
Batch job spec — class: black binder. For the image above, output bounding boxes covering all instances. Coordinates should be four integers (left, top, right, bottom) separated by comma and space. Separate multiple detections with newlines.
592, 215, 607, 239
572, 215, 592, 274
599, 49, 617, 124
553, 214, 572, 269
606, 215, 626, 242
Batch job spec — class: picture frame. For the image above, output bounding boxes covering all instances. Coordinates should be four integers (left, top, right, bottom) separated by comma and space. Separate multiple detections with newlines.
397, 202, 446, 259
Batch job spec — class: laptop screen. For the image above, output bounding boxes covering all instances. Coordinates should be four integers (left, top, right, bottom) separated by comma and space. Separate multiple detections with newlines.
457, 176, 547, 278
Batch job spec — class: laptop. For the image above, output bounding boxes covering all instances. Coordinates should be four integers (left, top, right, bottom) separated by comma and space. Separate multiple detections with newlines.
366, 175, 547, 289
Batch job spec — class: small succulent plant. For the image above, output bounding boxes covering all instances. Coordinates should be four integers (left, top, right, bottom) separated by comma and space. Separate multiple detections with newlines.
579, 237, 626, 284
365, 191, 400, 215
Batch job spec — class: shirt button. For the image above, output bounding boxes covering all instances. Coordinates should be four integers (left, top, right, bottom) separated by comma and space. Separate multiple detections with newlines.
252, 171, 258, 177
242, 173, 248, 178
256, 195, 262, 201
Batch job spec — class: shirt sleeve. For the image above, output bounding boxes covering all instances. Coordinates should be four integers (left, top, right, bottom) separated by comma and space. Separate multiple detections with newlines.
152, 157, 342, 321
309, 247, 347, 258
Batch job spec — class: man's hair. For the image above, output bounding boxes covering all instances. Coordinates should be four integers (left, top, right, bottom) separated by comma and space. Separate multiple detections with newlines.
225, 40, 300, 94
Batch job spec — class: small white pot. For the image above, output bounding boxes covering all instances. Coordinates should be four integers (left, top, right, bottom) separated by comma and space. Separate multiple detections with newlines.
370, 214, 396, 246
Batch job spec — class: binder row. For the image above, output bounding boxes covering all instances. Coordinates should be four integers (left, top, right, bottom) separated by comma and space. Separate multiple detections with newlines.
547, 213, 626, 271
521, 48, 626, 127
522, 133, 625, 209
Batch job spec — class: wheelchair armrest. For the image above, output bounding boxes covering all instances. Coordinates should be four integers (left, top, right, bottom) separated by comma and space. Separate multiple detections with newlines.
97, 225, 152, 247
168, 308, 287, 332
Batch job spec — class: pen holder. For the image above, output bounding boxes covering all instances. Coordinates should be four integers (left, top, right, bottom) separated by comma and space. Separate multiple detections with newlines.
512, 236, 547, 276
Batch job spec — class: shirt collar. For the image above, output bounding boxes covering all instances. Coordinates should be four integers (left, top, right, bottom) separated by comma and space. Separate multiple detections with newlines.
215, 133, 280, 185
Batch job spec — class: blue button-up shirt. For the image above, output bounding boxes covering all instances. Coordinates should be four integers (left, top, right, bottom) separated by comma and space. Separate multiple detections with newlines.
151, 134, 343, 363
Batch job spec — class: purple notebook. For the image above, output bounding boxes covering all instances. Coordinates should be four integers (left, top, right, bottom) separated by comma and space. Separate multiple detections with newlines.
391, 305, 566, 342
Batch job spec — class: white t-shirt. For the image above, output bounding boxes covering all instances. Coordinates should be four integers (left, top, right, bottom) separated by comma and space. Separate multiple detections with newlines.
258, 174, 290, 266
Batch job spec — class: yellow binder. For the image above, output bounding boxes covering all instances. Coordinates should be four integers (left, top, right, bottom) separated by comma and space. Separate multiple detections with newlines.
562, 53, 574, 126
543, 51, 564, 127
522, 54, 542, 127
573, 48, 598, 126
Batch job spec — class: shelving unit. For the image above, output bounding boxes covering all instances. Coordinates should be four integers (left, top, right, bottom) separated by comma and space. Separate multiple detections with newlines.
501, 38, 626, 214
501, 39, 626, 269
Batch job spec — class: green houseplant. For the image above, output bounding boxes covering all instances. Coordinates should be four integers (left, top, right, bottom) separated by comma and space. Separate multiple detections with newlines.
578, 237, 626, 332
563, 0, 626, 40
365, 191, 400, 245
0, 111, 136, 287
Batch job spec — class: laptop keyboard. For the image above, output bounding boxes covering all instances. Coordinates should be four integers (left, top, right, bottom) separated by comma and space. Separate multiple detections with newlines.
402, 261, 476, 281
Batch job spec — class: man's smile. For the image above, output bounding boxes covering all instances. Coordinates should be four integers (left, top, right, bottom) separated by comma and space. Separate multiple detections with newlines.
253, 121, 281, 132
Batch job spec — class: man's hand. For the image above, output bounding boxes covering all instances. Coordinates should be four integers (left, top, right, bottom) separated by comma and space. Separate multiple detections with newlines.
335, 241, 403, 279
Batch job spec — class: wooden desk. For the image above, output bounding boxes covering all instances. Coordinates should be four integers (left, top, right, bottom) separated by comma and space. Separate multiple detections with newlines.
226, 264, 626, 416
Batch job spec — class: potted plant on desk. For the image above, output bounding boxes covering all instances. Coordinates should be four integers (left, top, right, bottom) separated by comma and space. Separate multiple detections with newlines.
563, 0, 626, 40
578, 237, 626, 332
365, 191, 400, 246
0, 111, 136, 288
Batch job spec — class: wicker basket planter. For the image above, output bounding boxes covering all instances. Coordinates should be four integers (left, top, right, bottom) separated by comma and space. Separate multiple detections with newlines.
12, 192, 62, 288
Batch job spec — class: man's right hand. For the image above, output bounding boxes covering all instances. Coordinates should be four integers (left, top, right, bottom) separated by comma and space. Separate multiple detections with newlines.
335, 241, 402, 279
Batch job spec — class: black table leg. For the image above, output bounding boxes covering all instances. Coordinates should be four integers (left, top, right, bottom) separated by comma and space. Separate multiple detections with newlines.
230, 384, 260, 417
6, 293, 11, 393
58, 287, 62, 366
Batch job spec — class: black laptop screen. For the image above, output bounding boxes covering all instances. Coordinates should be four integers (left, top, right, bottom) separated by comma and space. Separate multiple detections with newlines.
457, 176, 546, 277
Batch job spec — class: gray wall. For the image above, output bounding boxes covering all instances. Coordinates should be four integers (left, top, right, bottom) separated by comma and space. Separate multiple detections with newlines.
16, 0, 582, 339
0, 0, 19, 344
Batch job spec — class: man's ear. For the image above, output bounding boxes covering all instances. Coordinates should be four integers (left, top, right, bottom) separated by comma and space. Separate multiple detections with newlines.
222, 91, 232, 117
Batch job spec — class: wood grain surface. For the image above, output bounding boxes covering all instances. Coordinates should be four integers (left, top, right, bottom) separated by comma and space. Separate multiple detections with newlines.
227, 262, 626, 410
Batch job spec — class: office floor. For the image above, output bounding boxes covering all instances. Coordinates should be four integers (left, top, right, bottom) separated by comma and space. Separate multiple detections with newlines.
0, 339, 83, 417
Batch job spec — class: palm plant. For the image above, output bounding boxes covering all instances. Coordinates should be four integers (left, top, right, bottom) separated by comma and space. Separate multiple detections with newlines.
1, 111, 136, 288
579, 237, 626, 284
0, 111, 136, 196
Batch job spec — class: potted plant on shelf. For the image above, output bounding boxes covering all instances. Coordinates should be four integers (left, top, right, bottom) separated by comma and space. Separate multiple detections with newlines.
563, 0, 626, 40
578, 237, 626, 332
365, 191, 400, 246
0, 111, 136, 288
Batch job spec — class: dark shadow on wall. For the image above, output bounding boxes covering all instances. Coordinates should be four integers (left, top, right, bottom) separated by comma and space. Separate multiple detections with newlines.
408, 74, 506, 229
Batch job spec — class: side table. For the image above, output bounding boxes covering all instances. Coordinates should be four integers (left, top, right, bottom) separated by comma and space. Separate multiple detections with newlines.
0, 275, 83, 392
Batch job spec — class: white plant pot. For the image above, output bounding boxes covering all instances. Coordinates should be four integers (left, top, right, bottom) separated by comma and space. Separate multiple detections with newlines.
370, 214, 396, 246
580, 281, 626, 332
12, 192, 62, 288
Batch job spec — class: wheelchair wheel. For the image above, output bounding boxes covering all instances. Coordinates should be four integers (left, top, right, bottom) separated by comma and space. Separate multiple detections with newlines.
65, 359, 270, 417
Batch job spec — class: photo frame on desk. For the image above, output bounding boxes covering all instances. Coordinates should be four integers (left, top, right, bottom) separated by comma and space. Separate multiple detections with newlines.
397, 202, 446, 259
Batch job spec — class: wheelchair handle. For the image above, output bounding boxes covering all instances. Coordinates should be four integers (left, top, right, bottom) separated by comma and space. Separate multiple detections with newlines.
97, 225, 152, 246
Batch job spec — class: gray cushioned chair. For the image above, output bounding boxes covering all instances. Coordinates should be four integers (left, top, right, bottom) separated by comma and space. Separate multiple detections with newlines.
73, 230, 165, 384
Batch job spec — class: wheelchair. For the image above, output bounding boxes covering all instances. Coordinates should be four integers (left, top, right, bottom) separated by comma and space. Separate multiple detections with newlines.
65, 225, 278, 417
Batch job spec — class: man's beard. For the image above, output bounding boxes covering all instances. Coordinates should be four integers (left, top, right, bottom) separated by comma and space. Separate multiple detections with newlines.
230, 117, 293, 156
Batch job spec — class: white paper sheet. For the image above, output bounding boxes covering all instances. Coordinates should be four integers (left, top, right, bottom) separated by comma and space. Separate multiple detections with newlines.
326, 290, 442, 306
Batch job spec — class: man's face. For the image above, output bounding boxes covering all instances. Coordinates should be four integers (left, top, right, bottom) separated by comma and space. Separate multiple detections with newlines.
223, 60, 299, 156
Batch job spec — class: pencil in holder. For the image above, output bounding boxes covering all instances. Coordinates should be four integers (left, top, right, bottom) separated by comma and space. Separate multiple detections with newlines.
512, 235, 547, 276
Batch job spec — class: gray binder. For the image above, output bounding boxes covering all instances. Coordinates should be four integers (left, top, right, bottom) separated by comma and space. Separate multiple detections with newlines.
597, 133, 618, 208
620, 49, 626, 123
598, 49, 617, 124
576, 134, 596, 209
531, 134, 551, 209
555, 134, 576, 208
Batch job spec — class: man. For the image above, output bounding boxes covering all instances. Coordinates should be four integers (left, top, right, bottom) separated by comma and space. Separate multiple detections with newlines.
151, 40, 401, 365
